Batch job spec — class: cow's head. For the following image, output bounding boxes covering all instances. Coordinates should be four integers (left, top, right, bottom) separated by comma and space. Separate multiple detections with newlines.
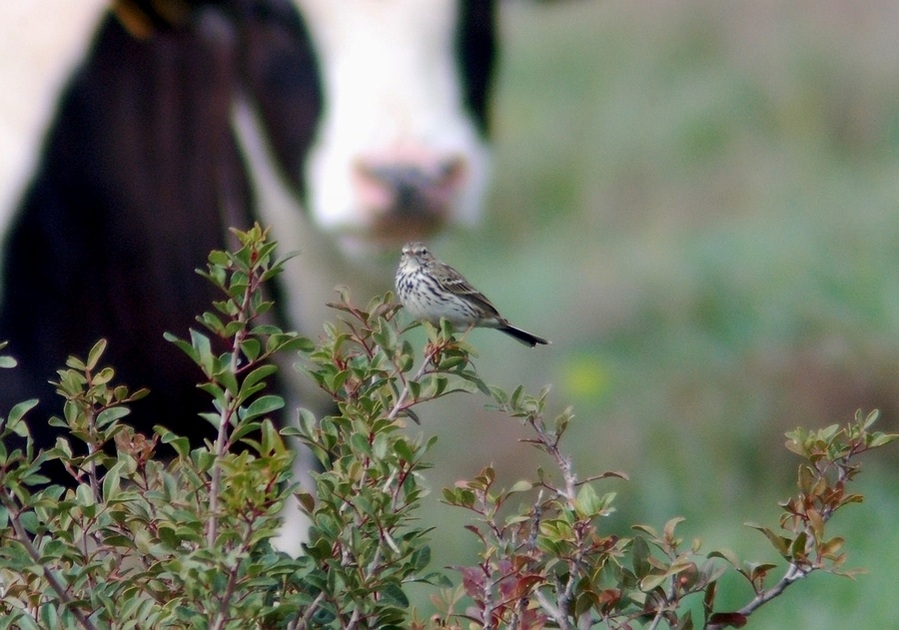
234, 0, 497, 256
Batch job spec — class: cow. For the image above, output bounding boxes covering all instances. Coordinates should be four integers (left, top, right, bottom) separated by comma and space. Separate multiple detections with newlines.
0, 0, 497, 551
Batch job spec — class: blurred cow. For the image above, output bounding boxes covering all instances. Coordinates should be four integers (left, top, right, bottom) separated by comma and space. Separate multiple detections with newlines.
0, 0, 496, 522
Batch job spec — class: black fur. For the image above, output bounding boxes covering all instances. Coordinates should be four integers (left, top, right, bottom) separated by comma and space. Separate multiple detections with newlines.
0, 1, 321, 458
0, 0, 496, 478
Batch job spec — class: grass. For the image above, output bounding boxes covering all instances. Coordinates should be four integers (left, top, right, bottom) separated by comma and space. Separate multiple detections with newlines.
414, 1, 899, 627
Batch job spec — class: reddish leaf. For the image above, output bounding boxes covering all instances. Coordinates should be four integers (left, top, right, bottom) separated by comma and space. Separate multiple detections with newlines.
708, 612, 748, 628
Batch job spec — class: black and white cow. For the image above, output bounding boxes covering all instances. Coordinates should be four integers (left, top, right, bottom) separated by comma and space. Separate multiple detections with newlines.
0, 0, 496, 497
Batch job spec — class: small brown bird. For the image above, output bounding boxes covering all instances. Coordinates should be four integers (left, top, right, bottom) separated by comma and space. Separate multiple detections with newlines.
395, 242, 549, 347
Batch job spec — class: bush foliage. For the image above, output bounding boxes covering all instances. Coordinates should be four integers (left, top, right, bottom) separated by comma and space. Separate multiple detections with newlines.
0, 225, 894, 629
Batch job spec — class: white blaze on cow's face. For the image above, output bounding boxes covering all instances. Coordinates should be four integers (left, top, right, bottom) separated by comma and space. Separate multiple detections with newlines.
296, 0, 491, 252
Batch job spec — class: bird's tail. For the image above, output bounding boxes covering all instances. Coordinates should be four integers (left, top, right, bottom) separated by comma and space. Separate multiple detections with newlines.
499, 324, 550, 347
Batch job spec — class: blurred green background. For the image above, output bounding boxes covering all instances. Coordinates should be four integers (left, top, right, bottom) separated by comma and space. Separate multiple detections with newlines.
410, 1, 899, 626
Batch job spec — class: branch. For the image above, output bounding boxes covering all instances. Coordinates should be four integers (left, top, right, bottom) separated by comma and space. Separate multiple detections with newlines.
710, 450, 844, 629
386, 344, 439, 420
206, 267, 255, 548
0, 487, 98, 630
709, 561, 810, 630
290, 591, 327, 630
209, 515, 258, 630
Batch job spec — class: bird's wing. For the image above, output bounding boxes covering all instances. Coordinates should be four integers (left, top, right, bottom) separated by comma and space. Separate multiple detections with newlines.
439, 264, 502, 318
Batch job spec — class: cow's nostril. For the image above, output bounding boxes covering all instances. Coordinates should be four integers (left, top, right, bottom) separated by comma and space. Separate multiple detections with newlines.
354, 156, 467, 217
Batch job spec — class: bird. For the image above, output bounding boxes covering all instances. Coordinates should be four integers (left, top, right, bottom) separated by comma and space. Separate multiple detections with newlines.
395, 242, 549, 347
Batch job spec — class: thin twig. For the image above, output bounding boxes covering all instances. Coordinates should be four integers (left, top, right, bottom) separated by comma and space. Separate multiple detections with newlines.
206, 273, 255, 548
713, 562, 810, 628
292, 591, 327, 629
526, 410, 591, 629
709, 489, 828, 629
0, 487, 99, 630
386, 345, 439, 420
646, 601, 667, 630
209, 518, 257, 630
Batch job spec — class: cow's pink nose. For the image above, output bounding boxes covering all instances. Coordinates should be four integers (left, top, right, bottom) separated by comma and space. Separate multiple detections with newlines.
353, 155, 467, 218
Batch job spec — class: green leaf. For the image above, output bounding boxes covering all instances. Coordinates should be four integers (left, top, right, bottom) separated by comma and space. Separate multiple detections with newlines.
639, 572, 669, 592
350, 432, 372, 457
17, 511, 38, 534
393, 438, 415, 462
296, 407, 318, 437
242, 364, 279, 392
413, 571, 453, 588
198, 311, 225, 335
97, 406, 130, 428
164, 332, 197, 363
410, 545, 431, 571
379, 582, 410, 608
633, 523, 659, 539
677, 610, 694, 630
208, 249, 231, 267
663, 516, 686, 543
189, 329, 214, 375
241, 338, 262, 363
575, 483, 603, 518
158, 427, 191, 457
102, 463, 122, 501
509, 480, 533, 493
746, 523, 792, 558
868, 432, 898, 448
242, 395, 284, 422
632, 535, 651, 578
708, 548, 741, 569
39, 604, 59, 629
8, 399, 39, 429
232, 421, 263, 443
860, 408, 879, 430
75, 483, 95, 507
86, 339, 108, 370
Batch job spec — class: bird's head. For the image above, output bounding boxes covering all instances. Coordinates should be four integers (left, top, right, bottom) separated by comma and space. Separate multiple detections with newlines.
400, 242, 433, 269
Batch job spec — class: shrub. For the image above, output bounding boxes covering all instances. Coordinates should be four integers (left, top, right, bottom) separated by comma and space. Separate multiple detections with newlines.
0, 225, 894, 629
